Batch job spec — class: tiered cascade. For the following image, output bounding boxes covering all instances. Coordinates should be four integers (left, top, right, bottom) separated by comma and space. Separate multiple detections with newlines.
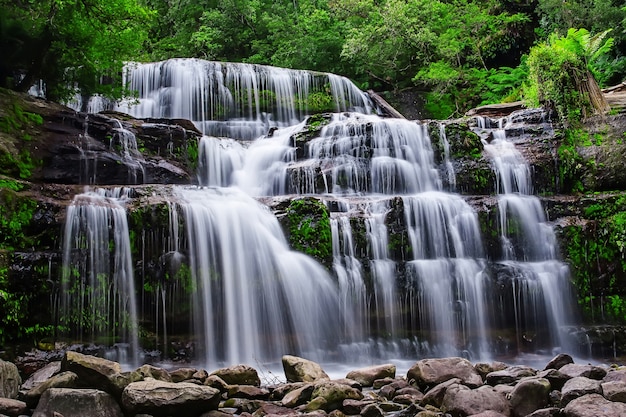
476, 115, 575, 352
58, 58, 577, 368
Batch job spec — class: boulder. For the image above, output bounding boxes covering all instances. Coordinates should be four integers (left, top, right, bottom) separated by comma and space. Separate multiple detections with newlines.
561, 377, 602, 406
251, 402, 299, 417
360, 403, 384, 417
563, 393, 626, 417
205, 374, 230, 392
133, 364, 172, 382
0, 360, 21, 399
508, 377, 551, 417
282, 355, 330, 383
210, 365, 261, 387
280, 383, 314, 407
0, 397, 28, 417
526, 408, 560, 417
122, 379, 221, 417
60, 351, 122, 395
485, 366, 537, 386
171, 367, 208, 383
441, 384, 511, 417
467, 412, 508, 417
603, 369, 626, 384
345, 364, 396, 387
227, 385, 270, 399
342, 399, 376, 414
536, 368, 570, 391
421, 377, 462, 408
19, 361, 61, 392
32, 388, 123, 417
600, 381, 626, 402
543, 354, 574, 370
558, 364, 607, 380
474, 362, 507, 380
407, 358, 483, 389
22, 371, 79, 408
308, 381, 363, 411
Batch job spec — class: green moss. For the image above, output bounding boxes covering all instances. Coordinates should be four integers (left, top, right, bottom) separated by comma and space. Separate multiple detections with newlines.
0, 189, 37, 250
286, 197, 332, 267
304, 90, 336, 113
563, 208, 626, 323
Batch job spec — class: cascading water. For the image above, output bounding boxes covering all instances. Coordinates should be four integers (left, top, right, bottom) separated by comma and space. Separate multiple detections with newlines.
62, 58, 579, 369
115, 59, 372, 140
477, 114, 575, 353
59, 187, 140, 365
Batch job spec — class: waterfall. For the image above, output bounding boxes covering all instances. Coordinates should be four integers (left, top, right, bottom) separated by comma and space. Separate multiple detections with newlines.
115, 59, 373, 140
61, 58, 578, 368
478, 114, 574, 352
59, 187, 140, 365
175, 187, 344, 365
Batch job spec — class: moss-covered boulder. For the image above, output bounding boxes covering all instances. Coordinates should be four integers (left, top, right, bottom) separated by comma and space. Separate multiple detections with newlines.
284, 197, 332, 268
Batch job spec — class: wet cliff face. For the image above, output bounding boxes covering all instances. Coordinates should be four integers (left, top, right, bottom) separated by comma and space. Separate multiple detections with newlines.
2, 85, 626, 360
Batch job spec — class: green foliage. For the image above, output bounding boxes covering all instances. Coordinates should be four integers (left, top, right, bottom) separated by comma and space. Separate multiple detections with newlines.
0, 190, 37, 250
1, 0, 154, 101
286, 198, 332, 266
535, 0, 626, 86
525, 28, 614, 124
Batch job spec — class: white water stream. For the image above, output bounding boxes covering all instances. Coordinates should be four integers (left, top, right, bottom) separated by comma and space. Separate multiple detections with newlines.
59, 59, 577, 371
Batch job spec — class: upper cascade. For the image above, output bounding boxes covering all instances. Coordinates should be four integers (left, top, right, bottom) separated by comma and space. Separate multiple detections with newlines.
114, 59, 374, 140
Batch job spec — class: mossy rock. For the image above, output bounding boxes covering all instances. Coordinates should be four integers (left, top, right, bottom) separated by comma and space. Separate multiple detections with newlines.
285, 197, 332, 268
290, 113, 333, 159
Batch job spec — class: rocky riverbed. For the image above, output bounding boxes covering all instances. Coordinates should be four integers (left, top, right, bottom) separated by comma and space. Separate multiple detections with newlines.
1, 351, 626, 417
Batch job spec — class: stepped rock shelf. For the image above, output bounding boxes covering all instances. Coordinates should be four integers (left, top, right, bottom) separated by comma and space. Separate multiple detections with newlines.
2, 59, 626, 374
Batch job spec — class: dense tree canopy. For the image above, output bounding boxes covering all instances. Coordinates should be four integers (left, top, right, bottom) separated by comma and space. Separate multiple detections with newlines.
0, 0, 153, 101
1, 0, 625, 116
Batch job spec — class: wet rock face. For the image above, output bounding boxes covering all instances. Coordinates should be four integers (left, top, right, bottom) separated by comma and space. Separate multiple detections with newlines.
39, 110, 199, 185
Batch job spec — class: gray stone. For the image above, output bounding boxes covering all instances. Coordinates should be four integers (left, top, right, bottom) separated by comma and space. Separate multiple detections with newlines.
441, 384, 510, 417
0, 360, 21, 399
408, 358, 482, 389
508, 377, 551, 417
341, 399, 376, 414
60, 351, 122, 395
280, 383, 314, 407
601, 380, 626, 402
603, 369, 626, 384
485, 366, 536, 386
205, 374, 230, 392
282, 355, 329, 383
421, 377, 462, 408
32, 388, 123, 417
122, 379, 221, 417
563, 393, 626, 417
474, 362, 508, 380
20, 361, 61, 392
360, 403, 384, 417
309, 381, 363, 411
251, 402, 299, 417
345, 364, 395, 387
543, 353, 574, 370
561, 376, 602, 406
210, 365, 261, 387
22, 370, 79, 408
536, 368, 570, 391
468, 411, 508, 417
227, 385, 270, 399
0, 397, 28, 417
133, 364, 172, 382
559, 364, 607, 380
526, 408, 560, 417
